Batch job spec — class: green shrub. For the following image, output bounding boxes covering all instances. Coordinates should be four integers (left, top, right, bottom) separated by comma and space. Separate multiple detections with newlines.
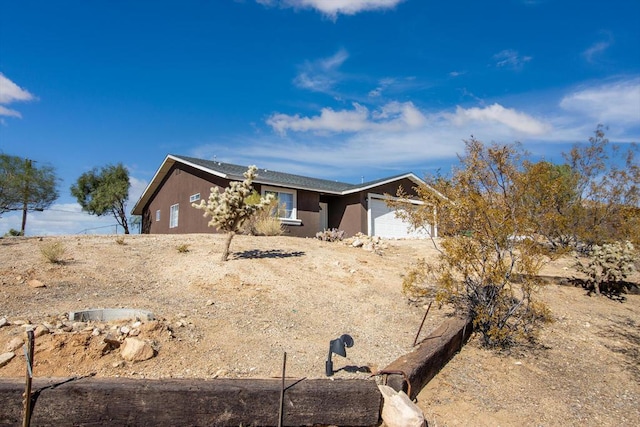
40, 241, 66, 264
4, 229, 23, 237
576, 241, 636, 295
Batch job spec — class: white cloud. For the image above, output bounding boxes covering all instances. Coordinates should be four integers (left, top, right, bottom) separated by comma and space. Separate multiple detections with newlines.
560, 78, 640, 125
0, 73, 35, 119
294, 49, 349, 92
0, 73, 33, 103
0, 175, 149, 236
449, 103, 551, 135
0, 203, 120, 236
257, 0, 405, 18
266, 101, 426, 135
583, 32, 613, 63
0, 105, 22, 118
583, 41, 610, 63
493, 49, 532, 70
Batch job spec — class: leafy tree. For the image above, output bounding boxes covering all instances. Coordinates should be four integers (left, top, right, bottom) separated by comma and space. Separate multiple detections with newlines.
564, 125, 640, 247
192, 165, 274, 261
396, 139, 551, 348
71, 163, 131, 234
0, 154, 59, 234
520, 161, 580, 250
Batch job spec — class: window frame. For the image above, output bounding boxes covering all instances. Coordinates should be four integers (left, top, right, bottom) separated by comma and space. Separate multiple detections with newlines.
155, 209, 161, 222
261, 186, 302, 226
189, 193, 200, 203
169, 203, 179, 228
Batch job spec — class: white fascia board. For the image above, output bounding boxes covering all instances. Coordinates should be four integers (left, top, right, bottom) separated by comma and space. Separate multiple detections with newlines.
170, 155, 229, 179
131, 155, 176, 215
341, 173, 425, 195
131, 155, 231, 215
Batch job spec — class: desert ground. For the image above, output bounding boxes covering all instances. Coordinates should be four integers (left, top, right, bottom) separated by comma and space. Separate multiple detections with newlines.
1, 233, 638, 426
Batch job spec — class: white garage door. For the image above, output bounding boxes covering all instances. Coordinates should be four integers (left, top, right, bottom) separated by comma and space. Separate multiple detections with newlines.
369, 196, 429, 239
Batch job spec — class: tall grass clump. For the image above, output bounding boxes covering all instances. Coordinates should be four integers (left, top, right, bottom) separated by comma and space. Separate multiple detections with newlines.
40, 241, 66, 264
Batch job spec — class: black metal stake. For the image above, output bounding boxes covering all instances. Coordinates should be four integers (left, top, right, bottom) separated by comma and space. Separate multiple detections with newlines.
412, 301, 433, 347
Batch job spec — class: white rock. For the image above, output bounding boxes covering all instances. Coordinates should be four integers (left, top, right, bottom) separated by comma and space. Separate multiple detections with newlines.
28, 279, 45, 288
120, 326, 131, 335
0, 352, 16, 368
120, 338, 155, 362
378, 385, 426, 427
6, 337, 24, 352
0, 318, 8, 328
34, 325, 50, 338
351, 239, 364, 248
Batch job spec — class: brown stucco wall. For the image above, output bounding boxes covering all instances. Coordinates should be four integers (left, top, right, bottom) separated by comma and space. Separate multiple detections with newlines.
141, 163, 424, 238
142, 165, 325, 238
144, 164, 228, 234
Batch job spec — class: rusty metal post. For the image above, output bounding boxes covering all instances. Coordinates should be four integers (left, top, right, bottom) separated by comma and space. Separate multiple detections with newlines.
278, 352, 287, 427
412, 301, 433, 347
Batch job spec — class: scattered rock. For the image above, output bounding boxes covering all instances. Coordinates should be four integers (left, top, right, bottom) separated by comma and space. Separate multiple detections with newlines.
34, 324, 50, 338
6, 337, 24, 352
103, 334, 121, 347
28, 279, 45, 288
206, 300, 214, 306
120, 326, 131, 335
0, 318, 8, 328
351, 239, 364, 248
112, 360, 125, 368
120, 338, 155, 362
0, 352, 16, 368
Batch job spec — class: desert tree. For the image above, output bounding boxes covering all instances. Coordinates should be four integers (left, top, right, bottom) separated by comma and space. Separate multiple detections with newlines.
0, 154, 59, 234
71, 163, 131, 234
192, 165, 274, 261
520, 161, 580, 250
396, 139, 551, 348
563, 125, 639, 247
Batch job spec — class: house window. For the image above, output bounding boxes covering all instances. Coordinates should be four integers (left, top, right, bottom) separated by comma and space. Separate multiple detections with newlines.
262, 186, 300, 225
155, 210, 161, 222
169, 204, 179, 228
190, 193, 200, 203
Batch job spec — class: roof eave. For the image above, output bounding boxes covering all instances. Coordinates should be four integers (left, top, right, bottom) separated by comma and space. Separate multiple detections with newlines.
340, 173, 425, 195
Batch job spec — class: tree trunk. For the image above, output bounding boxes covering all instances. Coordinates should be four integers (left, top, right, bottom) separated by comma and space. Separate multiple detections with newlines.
221, 231, 235, 261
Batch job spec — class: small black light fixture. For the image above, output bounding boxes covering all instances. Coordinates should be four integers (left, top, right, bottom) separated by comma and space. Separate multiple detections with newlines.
325, 334, 354, 376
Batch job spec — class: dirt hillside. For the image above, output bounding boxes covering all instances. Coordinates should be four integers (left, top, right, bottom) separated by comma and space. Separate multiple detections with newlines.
1, 234, 639, 426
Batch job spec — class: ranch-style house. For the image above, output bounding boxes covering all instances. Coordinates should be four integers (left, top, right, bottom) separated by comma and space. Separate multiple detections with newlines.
131, 154, 437, 238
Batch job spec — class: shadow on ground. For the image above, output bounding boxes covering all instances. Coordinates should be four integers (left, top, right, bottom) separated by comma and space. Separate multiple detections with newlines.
233, 249, 305, 259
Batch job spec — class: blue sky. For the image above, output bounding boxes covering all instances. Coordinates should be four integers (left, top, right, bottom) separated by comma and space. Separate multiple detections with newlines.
1, 0, 639, 235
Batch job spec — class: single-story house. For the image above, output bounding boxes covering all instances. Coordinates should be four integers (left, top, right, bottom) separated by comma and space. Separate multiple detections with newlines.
131, 154, 437, 238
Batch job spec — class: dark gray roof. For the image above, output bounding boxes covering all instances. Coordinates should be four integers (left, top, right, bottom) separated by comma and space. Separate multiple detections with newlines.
132, 154, 425, 215
174, 154, 360, 193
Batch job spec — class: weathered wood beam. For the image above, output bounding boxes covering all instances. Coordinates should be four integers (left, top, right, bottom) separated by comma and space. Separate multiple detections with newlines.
381, 316, 473, 400
0, 377, 381, 426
